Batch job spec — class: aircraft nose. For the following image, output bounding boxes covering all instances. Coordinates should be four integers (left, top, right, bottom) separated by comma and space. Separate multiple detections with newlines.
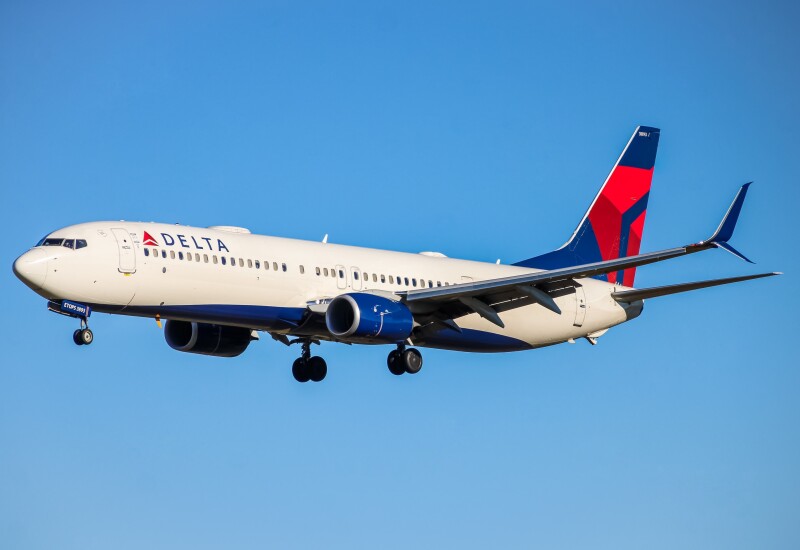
13, 248, 49, 290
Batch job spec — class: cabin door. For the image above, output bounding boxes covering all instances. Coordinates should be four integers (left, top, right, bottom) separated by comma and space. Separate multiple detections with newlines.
111, 228, 136, 274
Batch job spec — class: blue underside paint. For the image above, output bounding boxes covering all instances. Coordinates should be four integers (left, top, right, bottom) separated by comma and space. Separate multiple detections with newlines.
95, 303, 307, 331
414, 327, 532, 353
87, 302, 531, 352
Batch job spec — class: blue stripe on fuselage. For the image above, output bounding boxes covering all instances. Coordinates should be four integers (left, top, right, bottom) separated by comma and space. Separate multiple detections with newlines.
91, 303, 307, 330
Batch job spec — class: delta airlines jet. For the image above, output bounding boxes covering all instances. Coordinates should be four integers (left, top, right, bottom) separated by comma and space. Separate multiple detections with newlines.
12, 127, 779, 382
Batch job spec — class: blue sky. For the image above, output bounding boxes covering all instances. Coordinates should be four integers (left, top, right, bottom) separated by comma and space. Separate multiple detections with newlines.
1, 1, 798, 548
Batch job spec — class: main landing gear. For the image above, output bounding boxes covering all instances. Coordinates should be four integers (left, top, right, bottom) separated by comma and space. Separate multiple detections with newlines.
387, 345, 423, 376
286, 340, 423, 383
291, 339, 327, 383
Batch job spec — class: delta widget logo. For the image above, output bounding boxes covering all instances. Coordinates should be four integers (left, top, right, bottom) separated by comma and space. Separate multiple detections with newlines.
142, 231, 159, 246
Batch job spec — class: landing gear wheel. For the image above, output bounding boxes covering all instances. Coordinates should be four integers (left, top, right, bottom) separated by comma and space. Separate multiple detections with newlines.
308, 356, 327, 382
292, 358, 310, 383
402, 348, 422, 374
79, 328, 93, 346
387, 349, 404, 376
73, 329, 84, 346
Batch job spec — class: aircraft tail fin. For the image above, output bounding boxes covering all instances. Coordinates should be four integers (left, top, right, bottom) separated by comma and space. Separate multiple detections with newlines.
514, 125, 660, 287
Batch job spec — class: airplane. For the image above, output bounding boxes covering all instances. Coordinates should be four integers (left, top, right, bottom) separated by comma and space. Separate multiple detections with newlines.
12, 126, 780, 383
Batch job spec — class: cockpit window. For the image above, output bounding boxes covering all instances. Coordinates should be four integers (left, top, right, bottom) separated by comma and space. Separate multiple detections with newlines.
37, 237, 88, 249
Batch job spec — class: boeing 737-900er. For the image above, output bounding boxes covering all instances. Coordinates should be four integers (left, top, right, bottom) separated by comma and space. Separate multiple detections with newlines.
13, 126, 780, 382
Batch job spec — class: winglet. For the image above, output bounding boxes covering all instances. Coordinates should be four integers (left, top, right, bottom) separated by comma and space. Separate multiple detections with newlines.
702, 183, 754, 263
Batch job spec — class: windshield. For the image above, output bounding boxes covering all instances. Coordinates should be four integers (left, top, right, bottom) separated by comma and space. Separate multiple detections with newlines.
36, 237, 87, 249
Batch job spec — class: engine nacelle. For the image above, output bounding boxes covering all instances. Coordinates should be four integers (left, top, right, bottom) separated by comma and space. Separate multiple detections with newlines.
164, 320, 253, 357
325, 293, 413, 343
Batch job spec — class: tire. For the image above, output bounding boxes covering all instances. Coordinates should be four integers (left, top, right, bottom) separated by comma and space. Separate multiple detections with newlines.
80, 328, 94, 345
73, 329, 84, 346
292, 358, 310, 383
308, 356, 327, 382
402, 348, 423, 374
387, 350, 404, 376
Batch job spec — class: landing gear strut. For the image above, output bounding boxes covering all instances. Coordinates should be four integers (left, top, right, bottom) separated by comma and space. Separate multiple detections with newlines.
291, 339, 327, 383
387, 345, 423, 376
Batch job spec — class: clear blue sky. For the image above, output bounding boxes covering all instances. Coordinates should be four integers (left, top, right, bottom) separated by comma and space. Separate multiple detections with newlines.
1, 2, 798, 549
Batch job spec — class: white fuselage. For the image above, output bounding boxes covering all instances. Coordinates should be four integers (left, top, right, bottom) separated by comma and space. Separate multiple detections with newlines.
14, 222, 642, 352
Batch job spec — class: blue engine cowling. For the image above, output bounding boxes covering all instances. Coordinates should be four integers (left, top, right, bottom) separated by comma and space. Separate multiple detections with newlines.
165, 320, 253, 357
325, 293, 413, 343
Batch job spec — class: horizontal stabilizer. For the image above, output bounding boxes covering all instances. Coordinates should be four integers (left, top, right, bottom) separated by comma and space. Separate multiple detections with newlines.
611, 272, 780, 303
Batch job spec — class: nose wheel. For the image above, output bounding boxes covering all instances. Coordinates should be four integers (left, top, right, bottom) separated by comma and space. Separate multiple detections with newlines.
73, 328, 93, 346
291, 339, 327, 383
72, 318, 93, 346
387, 345, 423, 375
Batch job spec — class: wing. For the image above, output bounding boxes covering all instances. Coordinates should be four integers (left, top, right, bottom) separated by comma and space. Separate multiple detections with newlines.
399, 183, 760, 329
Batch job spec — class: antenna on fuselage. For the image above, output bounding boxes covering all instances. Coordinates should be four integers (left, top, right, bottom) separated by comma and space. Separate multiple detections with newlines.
322, 234, 328, 244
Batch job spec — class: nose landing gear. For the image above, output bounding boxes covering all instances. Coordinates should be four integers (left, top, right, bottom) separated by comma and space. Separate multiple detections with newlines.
73, 326, 93, 346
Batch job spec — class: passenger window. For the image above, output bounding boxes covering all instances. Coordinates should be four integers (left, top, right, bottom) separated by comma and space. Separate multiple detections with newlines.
247, 259, 253, 268
273, 262, 278, 271
76, 239, 88, 249
213, 255, 218, 264
315, 267, 321, 276
221, 257, 227, 265
187, 253, 192, 261
195, 253, 200, 262
338, 269, 344, 278
330, 268, 336, 278
388, 275, 394, 284
204, 254, 209, 263
231, 257, 235, 266
170, 251, 175, 259
437, 281, 441, 286
282, 263, 287, 272
323, 268, 329, 277
412, 278, 417, 287
428, 280, 433, 288
162, 250, 167, 258
239, 258, 244, 267
381, 274, 386, 283
300, 265, 305, 274
179, 252, 184, 260
373, 274, 377, 282
404, 277, 409, 286
255, 260, 260, 269
354, 272, 359, 280
144, 248, 149, 257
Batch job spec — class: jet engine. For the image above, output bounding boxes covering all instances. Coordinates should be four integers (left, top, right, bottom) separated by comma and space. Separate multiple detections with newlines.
164, 320, 253, 357
325, 292, 414, 343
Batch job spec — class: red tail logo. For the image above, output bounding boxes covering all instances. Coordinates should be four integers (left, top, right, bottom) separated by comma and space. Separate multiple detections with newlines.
142, 231, 158, 246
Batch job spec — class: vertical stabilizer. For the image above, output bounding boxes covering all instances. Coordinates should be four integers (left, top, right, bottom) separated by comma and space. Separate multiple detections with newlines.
514, 126, 660, 287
